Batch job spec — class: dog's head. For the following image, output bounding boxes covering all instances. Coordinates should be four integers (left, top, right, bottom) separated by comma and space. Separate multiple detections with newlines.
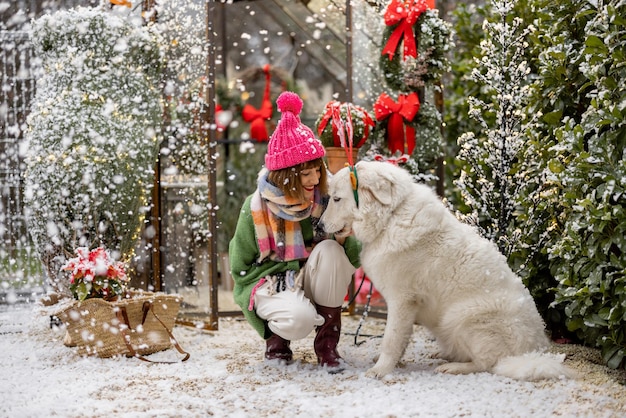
319, 164, 357, 238
320, 160, 413, 241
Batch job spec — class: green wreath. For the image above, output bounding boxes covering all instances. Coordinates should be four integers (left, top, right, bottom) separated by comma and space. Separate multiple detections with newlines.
409, 101, 444, 167
363, 100, 443, 170
379, 9, 452, 92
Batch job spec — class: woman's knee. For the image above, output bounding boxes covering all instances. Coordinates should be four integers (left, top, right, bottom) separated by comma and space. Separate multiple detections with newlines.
256, 286, 324, 340
268, 301, 323, 340
312, 239, 343, 256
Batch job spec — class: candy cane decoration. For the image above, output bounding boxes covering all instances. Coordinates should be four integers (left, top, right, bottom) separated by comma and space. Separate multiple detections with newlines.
330, 103, 359, 206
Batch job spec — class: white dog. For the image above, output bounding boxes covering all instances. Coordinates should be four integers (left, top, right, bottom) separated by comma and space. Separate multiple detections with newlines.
321, 161, 572, 381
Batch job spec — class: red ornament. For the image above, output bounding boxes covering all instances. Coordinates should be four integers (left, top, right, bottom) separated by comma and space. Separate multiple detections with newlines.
374, 92, 420, 155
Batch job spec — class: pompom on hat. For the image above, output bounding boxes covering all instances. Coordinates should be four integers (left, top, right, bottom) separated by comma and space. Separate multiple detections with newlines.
265, 91, 326, 171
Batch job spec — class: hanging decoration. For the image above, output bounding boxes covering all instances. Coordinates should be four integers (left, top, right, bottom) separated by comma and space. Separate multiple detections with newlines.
373, 92, 420, 155
373, 154, 410, 166
235, 65, 296, 141
241, 64, 273, 142
381, 0, 430, 61
326, 102, 359, 205
215, 104, 227, 132
379, 4, 451, 93
315, 101, 375, 148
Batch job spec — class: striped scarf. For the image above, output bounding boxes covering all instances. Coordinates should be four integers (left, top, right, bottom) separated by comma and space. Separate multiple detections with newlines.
251, 169, 327, 262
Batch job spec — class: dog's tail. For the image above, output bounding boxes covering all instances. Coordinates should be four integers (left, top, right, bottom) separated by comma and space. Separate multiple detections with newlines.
492, 352, 576, 381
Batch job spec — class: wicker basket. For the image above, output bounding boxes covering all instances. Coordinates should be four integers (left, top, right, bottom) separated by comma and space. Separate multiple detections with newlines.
56, 291, 188, 361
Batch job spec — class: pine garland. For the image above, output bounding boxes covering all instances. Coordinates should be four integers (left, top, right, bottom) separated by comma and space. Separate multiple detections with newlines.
379, 9, 452, 92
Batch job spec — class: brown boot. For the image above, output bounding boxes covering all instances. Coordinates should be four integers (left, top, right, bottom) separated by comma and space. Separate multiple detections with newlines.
314, 304, 344, 372
265, 333, 293, 363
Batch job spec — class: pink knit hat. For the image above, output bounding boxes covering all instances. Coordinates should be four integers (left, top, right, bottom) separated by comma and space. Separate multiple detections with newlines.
265, 91, 326, 171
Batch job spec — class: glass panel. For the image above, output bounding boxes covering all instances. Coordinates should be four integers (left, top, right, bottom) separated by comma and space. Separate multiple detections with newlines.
157, 0, 216, 324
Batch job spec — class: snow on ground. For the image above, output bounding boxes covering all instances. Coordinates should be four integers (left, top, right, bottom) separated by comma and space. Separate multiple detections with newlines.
1, 301, 625, 418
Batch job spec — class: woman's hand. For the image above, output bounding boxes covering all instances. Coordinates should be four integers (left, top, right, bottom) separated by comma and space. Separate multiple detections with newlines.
334, 229, 353, 246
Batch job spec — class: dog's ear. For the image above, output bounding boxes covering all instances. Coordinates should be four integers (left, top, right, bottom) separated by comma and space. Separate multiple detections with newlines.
357, 163, 394, 206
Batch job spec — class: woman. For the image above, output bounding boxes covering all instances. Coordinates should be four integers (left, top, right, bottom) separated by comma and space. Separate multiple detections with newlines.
229, 91, 361, 371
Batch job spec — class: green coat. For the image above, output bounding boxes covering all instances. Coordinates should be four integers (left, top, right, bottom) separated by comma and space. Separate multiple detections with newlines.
228, 194, 361, 339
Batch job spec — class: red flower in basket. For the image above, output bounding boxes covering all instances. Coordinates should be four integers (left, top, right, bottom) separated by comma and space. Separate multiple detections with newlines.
63, 247, 129, 301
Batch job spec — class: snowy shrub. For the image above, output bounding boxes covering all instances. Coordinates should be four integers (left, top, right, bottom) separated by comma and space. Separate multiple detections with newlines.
449, 0, 626, 372
442, 2, 490, 206
513, 0, 625, 368
454, 0, 533, 255
24, 7, 164, 295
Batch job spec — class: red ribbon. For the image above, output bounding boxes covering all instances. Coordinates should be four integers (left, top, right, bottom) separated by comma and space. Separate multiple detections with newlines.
374, 154, 410, 166
317, 101, 375, 148
242, 64, 273, 142
374, 92, 420, 155
316, 101, 340, 146
381, 0, 430, 61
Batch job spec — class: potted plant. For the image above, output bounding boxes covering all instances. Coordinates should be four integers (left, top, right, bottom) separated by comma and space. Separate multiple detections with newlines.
315, 100, 375, 174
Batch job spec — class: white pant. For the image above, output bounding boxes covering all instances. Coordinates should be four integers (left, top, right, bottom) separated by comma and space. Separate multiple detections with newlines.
254, 240, 356, 340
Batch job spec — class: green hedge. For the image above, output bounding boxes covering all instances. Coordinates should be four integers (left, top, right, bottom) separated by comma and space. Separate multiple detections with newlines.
446, 0, 626, 369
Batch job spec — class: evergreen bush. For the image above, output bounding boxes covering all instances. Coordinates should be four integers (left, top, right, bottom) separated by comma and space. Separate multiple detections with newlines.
450, 0, 626, 369
24, 7, 163, 295
542, 0, 626, 369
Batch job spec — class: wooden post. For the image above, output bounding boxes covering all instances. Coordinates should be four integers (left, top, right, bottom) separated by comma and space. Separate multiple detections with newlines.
345, 0, 353, 103
141, 0, 162, 292
203, 0, 220, 331
345, 0, 357, 315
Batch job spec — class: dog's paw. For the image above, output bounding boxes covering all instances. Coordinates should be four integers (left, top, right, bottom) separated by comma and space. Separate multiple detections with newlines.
435, 362, 484, 375
365, 361, 395, 379
365, 366, 389, 379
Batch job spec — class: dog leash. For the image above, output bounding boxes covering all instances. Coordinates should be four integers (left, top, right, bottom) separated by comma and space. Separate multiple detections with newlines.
342, 274, 378, 346
352, 279, 374, 346
342, 271, 367, 309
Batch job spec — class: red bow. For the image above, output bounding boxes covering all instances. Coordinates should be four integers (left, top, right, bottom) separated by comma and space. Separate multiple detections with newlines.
242, 100, 272, 141
242, 65, 273, 142
381, 0, 430, 61
374, 92, 420, 155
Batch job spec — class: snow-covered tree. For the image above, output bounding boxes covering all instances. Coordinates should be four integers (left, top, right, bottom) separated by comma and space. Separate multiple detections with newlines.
24, 6, 164, 295
454, 0, 533, 255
